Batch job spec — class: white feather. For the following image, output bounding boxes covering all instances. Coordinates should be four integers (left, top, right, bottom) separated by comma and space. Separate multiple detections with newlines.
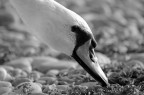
9, 0, 92, 55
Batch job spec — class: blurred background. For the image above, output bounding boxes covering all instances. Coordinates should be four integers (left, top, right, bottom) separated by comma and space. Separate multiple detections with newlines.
0, 0, 144, 63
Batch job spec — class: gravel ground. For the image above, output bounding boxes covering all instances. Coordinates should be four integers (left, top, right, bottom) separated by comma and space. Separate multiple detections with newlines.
0, 0, 144, 95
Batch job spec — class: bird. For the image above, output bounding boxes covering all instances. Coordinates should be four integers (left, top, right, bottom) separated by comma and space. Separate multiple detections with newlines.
9, 0, 109, 86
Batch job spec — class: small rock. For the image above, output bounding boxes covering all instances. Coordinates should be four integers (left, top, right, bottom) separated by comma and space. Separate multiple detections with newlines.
80, 82, 98, 87
31, 57, 77, 73
35, 82, 42, 88
57, 81, 68, 85
2, 92, 18, 95
115, 44, 128, 53
30, 93, 48, 95
125, 60, 144, 69
58, 77, 74, 83
46, 69, 59, 77
36, 80, 46, 85
5, 57, 33, 73
42, 84, 57, 93
39, 77, 57, 85
0, 81, 12, 87
129, 53, 144, 63
56, 85, 69, 91
0, 87, 12, 95
28, 71, 42, 81
11, 68, 27, 77
12, 77, 32, 87
95, 52, 111, 67
0, 67, 7, 81
14, 82, 42, 94
5, 73, 13, 82
2, 66, 14, 72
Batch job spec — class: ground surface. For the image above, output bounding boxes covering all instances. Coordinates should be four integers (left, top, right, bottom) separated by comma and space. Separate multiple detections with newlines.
0, 0, 144, 95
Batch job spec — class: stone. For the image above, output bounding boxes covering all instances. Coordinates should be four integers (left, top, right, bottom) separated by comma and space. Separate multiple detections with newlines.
95, 52, 111, 67
39, 77, 57, 85
31, 57, 77, 73
0, 81, 12, 87
2, 92, 18, 95
4, 73, 13, 82
125, 60, 144, 69
56, 85, 69, 91
80, 82, 98, 87
2, 66, 14, 72
12, 77, 32, 87
30, 93, 48, 95
11, 68, 27, 77
28, 71, 42, 81
0, 67, 7, 81
5, 57, 33, 73
36, 80, 46, 85
0, 87, 12, 95
14, 82, 42, 94
46, 69, 59, 77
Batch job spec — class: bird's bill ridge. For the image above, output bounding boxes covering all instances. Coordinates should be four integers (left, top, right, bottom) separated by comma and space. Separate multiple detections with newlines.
72, 40, 109, 86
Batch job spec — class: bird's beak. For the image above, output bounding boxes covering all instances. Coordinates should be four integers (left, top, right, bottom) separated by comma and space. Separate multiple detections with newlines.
72, 39, 109, 86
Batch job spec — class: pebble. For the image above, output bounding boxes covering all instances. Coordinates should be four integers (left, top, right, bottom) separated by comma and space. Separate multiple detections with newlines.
22, 47, 38, 56
4, 73, 13, 82
80, 82, 98, 87
14, 82, 42, 94
58, 77, 74, 83
39, 77, 57, 85
125, 59, 144, 69
5, 57, 33, 73
0, 87, 12, 95
28, 71, 43, 81
57, 81, 68, 85
0, 67, 7, 81
46, 69, 59, 77
12, 77, 32, 87
43, 84, 57, 93
35, 82, 42, 88
36, 80, 46, 85
11, 68, 27, 77
2, 92, 18, 95
56, 85, 69, 91
2, 66, 14, 72
2, 92, 17, 95
31, 57, 77, 73
95, 53, 111, 67
0, 81, 12, 87
30, 93, 48, 95
129, 53, 144, 63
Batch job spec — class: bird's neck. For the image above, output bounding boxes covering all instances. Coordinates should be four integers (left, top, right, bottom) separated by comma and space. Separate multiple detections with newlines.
9, 0, 76, 56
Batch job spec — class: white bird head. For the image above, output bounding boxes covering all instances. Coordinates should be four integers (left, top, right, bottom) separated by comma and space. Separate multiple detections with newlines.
10, 0, 109, 86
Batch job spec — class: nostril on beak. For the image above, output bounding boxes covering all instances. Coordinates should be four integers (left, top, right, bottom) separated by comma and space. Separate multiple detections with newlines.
89, 38, 97, 62
91, 38, 97, 49
89, 51, 93, 60
89, 48, 95, 62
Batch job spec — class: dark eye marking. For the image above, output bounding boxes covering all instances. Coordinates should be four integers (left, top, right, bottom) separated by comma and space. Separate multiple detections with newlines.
71, 25, 91, 48
71, 25, 83, 32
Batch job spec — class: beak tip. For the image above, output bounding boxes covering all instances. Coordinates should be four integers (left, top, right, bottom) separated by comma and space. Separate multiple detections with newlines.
101, 81, 110, 87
